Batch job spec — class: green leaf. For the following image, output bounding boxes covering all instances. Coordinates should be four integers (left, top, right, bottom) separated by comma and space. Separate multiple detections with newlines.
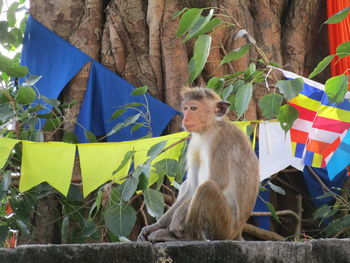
16, 86, 36, 105
9, 28, 22, 47
110, 109, 127, 121
0, 54, 28, 77
183, 9, 214, 41
267, 181, 286, 195
41, 117, 61, 131
153, 159, 179, 177
89, 189, 103, 219
194, 17, 222, 37
276, 78, 304, 101
315, 192, 336, 200
221, 71, 245, 79
61, 100, 77, 109
336, 41, 350, 58
147, 140, 167, 158
313, 204, 338, 220
325, 75, 348, 103
84, 130, 97, 143
122, 102, 143, 108
277, 104, 299, 133
131, 123, 145, 132
220, 44, 250, 66
137, 173, 149, 191
176, 8, 202, 37
120, 173, 140, 202
112, 150, 135, 176
234, 82, 253, 117
244, 63, 256, 81
0, 21, 8, 41
172, 7, 188, 19
258, 93, 283, 119
222, 84, 234, 100
1, 171, 11, 191
144, 188, 164, 219
189, 35, 212, 82
61, 216, 69, 243
207, 77, 225, 94
7, 11, 16, 28
107, 123, 125, 137
42, 96, 60, 108
325, 7, 350, 24
36, 113, 55, 119
308, 55, 335, 79
227, 93, 235, 111
16, 219, 30, 236
124, 113, 141, 126
78, 220, 98, 239
131, 85, 148, 96
104, 204, 137, 237
265, 201, 281, 224
62, 132, 79, 144
324, 215, 350, 237
0, 104, 14, 121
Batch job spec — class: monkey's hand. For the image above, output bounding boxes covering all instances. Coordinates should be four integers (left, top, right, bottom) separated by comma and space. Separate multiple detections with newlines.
137, 223, 162, 242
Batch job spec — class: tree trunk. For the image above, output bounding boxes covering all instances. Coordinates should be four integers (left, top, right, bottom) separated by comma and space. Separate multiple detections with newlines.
28, 0, 329, 243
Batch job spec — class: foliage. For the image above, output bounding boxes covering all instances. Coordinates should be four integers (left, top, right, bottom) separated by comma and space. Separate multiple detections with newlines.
312, 187, 350, 238
176, 7, 350, 133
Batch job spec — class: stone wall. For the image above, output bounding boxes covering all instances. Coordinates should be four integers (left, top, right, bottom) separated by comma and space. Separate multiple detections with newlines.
1, 239, 350, 263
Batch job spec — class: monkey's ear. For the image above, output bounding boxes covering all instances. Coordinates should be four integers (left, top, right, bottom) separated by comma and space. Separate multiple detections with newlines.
216, 101, 230, 117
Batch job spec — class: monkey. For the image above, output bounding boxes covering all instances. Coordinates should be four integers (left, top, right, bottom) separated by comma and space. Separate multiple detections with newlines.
137, 87, 259, 242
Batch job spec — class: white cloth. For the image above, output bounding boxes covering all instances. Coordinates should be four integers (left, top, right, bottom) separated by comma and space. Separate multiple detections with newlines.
259, 122, 304, 181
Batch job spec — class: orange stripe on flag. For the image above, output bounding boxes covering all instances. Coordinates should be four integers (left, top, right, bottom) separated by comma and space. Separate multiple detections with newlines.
306, 139, 331, 154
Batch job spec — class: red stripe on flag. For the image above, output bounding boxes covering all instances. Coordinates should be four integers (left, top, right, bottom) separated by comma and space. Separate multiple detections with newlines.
289, 103, 317, 122
290, 129, 309, 144
323, 137, 341, 158
312, 116, 350, 133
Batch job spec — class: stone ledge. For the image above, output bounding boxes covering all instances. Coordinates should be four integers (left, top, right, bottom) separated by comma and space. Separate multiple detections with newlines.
0, 239, 349, 263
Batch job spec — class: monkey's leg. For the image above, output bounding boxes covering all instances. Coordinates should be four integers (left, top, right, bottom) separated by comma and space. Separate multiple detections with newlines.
184, 180, 237, 240
169, 199, 191, 239
147, 229, 179, 242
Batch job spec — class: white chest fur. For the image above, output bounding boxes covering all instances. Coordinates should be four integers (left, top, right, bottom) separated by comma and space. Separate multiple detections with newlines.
187, 133, 211, 186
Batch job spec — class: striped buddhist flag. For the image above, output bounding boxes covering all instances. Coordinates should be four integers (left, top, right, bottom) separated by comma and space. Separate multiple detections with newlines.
281, 69, 350, 168
282, 70, 324, 160
326, 129, 350, 180
304, 91, 350, 167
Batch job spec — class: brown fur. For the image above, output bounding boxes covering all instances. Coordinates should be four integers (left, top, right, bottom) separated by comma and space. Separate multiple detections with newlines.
138, 87, 259, 242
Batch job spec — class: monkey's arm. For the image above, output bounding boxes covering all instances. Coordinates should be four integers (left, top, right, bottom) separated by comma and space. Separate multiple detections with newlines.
137, 179, 193, 241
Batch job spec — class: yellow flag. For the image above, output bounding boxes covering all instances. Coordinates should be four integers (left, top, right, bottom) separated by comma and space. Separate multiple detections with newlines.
134, 132, 189, 186
20, 141, 76, 196
0, 137, 19, 169
78, 141, 134, 197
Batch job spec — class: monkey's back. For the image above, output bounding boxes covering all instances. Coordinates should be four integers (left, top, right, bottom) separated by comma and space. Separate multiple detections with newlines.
209, 120, 260, 227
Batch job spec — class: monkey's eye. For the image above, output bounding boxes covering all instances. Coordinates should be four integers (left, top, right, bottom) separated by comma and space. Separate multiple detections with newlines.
190, 105, 198, 111
182, 105, 188, 111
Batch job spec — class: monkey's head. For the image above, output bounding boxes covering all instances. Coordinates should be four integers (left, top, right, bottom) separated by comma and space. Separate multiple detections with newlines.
181, 87, 230, 133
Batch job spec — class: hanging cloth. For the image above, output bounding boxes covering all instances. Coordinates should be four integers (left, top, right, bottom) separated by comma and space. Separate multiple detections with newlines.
327, 0, 350, 89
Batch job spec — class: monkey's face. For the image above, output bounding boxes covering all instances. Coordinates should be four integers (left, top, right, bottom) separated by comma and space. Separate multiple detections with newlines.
181, 99, 216, 133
